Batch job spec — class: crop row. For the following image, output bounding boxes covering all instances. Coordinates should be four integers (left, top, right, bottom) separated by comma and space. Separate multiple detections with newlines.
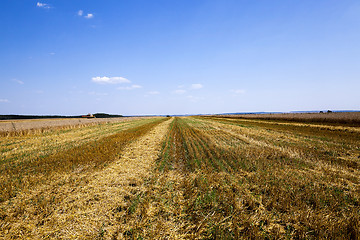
0, 118, 166, 203
214, 111, 360, 126
122, 117, 360, 239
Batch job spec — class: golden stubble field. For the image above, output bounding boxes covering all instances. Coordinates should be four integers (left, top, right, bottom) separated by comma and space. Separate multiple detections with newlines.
1, 114, 360, 239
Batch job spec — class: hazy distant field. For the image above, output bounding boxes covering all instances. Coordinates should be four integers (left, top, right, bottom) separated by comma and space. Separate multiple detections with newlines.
218, 111, 360, 126
0, 117, 143, 136
1, 115, 359, 239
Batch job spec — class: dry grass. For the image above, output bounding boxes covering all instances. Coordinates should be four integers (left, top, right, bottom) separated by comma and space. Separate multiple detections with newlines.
121, 117, 360, 239
1, 115, 360, 239
0, 117, 165, 203
0, 117, 142, 137
0, 118, 146, 167
0, 117, 172, 239
216, 111, 360, 126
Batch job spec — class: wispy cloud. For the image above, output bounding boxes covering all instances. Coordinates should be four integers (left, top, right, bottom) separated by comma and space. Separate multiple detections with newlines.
118, 85, 142, 90
92, 76, 131, 84
187, 95, 203, 102
77, 10, 94, 19
0, 99, 9, 103
84, 13, 94, 19
173, 89, 186, 94
231, 89, 246, 94
12, 79, 24, 85
191, 83, 203, 90
173, 84, 202, 94
68, 90, 83, 94
148, 91, 160, 95
88, 91, 108, 96
37, 2, 51, 9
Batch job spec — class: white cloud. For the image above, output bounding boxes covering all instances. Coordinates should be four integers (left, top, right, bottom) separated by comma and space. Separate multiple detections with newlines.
191, 83, 203, 90
84, 13, 94, 19
78, 10, 94, 19
186, 95, 203, 102
12, 79, 24, 85
37, 2, 51, 9
148, 91, 160, 95
68, 90, 83, 94
92, 76, 131, 84
0, 99, 9, 103
49, 52, 55, 55
173, 84, 204, 94
173, 89, 186, 94
118, 85, 142, 90
88, 91, 108, 96
231, 89, 246, 94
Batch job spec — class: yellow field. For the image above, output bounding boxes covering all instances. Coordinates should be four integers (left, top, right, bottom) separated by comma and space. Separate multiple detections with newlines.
1, 116, 359, 239
0, 117, 144, 136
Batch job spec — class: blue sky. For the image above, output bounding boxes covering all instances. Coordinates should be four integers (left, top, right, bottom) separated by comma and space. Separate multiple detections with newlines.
1, 0, 359, 115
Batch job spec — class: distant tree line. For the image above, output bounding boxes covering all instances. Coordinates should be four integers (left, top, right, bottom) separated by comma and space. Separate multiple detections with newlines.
93, 113, 123, 118
0, 113, 123, 120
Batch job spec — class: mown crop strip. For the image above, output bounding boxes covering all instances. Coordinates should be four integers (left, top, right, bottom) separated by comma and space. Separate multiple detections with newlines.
214, 112, 360, 126
0, 118, 167, 203
203, 116, 360, 170
122, 117, 360, 239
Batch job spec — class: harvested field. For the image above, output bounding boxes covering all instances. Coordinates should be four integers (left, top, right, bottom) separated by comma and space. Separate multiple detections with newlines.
120, 117, 360, 239
1, 115, 360, 239
0, 117, 171, 239
0, 117, 144, 136
0, 117, 164, 204
216, 111, 360, 126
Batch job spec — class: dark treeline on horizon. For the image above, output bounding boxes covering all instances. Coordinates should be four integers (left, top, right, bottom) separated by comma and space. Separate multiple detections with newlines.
0, 113, 123, 120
